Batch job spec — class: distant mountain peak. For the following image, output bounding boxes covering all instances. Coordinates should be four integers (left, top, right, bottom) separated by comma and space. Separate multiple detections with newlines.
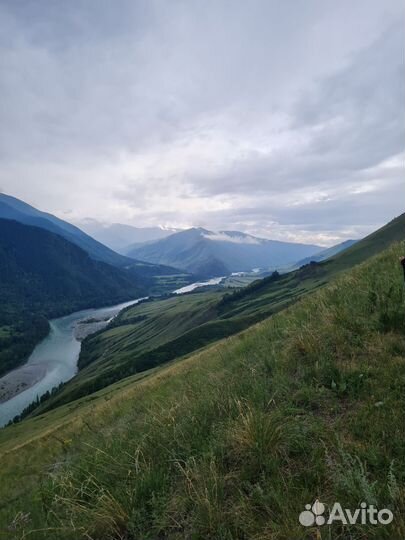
127, 226, 322, 278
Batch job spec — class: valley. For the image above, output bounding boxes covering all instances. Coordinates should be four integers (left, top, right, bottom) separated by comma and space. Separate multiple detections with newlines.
1, 5, 403, 537
0, 273, 232, 426
1, 5, 403, 538
0, 194, 403, 540
19, 213, 405, 420
0, 239, 403, 539
0, 215, 191, 381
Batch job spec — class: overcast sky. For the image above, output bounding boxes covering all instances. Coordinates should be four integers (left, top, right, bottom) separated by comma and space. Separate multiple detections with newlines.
0, 0, 404, 245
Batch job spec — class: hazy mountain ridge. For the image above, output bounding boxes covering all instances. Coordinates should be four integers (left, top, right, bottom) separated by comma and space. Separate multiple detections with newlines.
0, 194, 131, 267
127, 227, 322, 277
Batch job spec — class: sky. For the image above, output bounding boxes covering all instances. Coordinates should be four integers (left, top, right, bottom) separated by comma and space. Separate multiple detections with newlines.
0, 0, 404, 246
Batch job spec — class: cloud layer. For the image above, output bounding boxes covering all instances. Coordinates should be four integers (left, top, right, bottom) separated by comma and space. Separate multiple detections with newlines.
0, 0, 403, 245
202, 232, 262, 245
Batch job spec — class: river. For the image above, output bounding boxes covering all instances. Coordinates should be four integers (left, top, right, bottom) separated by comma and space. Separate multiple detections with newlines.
172, 276, 225, 294
0, 276, 227, 427
0, 297, 146, 427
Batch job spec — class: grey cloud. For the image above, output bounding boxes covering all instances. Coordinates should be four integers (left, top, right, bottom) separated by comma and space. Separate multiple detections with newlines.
0, 0, 403, 245
187, 24, 404, 199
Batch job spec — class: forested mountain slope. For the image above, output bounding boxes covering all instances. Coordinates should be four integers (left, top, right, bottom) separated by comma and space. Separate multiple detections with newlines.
0, 219, 144, 376
0, 193, 131, 267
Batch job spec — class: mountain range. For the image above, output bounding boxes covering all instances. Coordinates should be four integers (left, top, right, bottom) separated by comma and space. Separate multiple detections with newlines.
0, 194, 356, 280
126, 227, 323, 277
34, 211, 405, 421
0, 192, 393, 383
0, 192, 189, 280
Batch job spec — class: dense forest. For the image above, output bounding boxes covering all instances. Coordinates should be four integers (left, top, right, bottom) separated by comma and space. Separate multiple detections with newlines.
0, 219, 144, 377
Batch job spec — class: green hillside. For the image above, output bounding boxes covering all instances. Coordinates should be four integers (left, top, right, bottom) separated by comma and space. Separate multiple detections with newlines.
33, 213, 405, 411
1, 241, 404, 539
326, 213, 405, 270
43, 291, 224, 407
292, 239, 357, 268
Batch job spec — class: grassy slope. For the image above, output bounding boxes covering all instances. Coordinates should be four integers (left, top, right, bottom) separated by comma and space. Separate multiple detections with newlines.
34, 213, 405, 411
45, 291, 223, 406
330, 214, 405, 269
0, 242, 404, 539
